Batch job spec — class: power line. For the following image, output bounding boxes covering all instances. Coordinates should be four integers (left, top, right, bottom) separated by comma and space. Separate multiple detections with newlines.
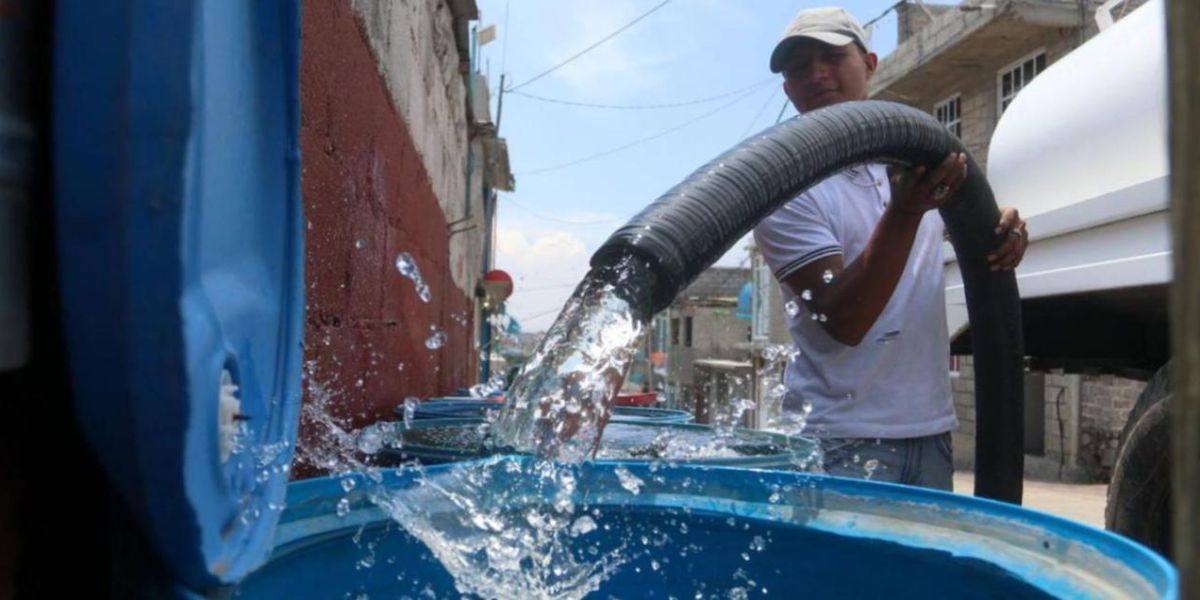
500, 0, 511, 77
508, 78, 774, 110
502, 196, 627, 225
515, 305, 566, 324
774, 98, 791, 124
517, 281, 582, 293
506, 0, 673, 92
516, 84, 764, 176
737, 86, 782, 141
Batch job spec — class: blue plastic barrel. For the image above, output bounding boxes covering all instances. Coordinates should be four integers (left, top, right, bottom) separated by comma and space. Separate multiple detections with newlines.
54, 0, 303, 591
406, 397, 693, 424
376, 417, 806, 468
233, 459, 1176, 599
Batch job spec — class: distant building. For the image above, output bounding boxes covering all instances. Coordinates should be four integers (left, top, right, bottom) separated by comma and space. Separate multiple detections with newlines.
651, 267, 752, 408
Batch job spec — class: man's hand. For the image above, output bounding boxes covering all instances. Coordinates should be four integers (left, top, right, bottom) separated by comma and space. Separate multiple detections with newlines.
887, 152, 968, 215
988, 207, 1028, 271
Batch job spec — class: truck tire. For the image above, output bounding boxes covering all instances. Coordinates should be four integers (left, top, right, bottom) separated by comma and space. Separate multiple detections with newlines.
1105, 364, 1171, 558
1119, 362, 1171, 451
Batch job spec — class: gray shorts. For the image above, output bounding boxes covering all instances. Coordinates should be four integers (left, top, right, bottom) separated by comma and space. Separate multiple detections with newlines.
819, 432, 954, 492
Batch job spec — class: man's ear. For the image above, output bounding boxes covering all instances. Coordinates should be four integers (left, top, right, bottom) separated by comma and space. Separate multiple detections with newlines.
782, 78, 801, 110
863, 51, 879, 79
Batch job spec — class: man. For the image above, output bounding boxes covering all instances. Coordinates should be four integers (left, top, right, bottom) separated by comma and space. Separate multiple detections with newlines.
753, 7, 1028, 490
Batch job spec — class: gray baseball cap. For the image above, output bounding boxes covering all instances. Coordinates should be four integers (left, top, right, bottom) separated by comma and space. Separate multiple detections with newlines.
769, 7, 870, 73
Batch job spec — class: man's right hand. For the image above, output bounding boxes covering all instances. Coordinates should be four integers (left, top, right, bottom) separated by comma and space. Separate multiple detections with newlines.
887, 152, 968, 215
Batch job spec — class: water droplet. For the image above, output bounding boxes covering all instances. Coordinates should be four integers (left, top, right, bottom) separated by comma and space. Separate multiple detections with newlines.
750, 535, 766, 551
403, 397, 418, 427
341, 478, 357, 493
354, 239, 366, 249
355, 378, 364, 388
570, 515, 597, 536
810, 313, 819, 321
425, 328, 448, 350
784, 300, 800, 318
818, 313, 828, 323
864, 458, 880, 479
651, 559, 661, 571
336, 497, 351, 517
614, 465, 644, 494
801, 289, 813, 301
822, 269, 834, 284
394, 252, 432, 302
397, 362, 407, 372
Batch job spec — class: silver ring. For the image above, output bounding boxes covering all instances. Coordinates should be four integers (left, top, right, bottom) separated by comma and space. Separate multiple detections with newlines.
932, 184, 950, 200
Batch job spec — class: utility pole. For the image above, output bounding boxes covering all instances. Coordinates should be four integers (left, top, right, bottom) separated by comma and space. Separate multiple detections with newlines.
1167, 0, 1199, 594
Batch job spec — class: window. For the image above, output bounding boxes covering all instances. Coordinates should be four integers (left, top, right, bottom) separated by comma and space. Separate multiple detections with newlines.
934, 95, 961, 137
684, 316, 693, 348
670, 318, 680, 346
998, 51, 1047, 114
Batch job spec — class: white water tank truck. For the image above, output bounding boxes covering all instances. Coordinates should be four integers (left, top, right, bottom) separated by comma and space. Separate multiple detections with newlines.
943, 0, 1172, 557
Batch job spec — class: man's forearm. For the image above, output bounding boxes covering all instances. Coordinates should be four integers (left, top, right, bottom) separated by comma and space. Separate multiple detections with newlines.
808, 206, 924, 345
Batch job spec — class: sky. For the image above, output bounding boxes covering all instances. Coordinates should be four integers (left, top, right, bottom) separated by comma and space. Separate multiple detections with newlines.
474, 0, 906, 331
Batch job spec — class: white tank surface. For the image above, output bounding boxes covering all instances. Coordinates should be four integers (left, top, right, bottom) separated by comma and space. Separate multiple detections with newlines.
945, 0, 1170, 338
988, 0, 1167, 226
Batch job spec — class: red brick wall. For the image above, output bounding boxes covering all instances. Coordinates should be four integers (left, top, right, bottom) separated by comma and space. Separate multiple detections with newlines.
297, 0, 475, 472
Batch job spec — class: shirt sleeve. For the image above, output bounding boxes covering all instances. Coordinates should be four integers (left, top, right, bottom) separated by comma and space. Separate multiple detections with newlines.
753, 191, 843, 282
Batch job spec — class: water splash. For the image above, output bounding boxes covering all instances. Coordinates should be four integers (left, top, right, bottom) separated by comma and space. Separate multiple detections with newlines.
295, 259, 819, 598
369, 457, 631, 600
394, 251, 432, 303
490, 273, 646, 462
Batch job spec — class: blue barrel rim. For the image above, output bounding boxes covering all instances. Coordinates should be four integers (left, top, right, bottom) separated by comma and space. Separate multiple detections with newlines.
377, 416, 809, 468
54, 0, 303, 590
255, 459, 1176, 600
404, 398, 693, 424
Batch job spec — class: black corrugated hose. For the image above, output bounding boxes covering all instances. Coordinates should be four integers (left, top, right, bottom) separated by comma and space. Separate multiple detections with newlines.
590, 100, 1025, 504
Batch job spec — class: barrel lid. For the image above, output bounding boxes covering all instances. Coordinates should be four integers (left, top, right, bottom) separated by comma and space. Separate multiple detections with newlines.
54, 0, 302, 590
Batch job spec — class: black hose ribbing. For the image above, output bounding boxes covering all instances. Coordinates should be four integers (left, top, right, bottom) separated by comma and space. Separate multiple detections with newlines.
589, 100, 1025, 504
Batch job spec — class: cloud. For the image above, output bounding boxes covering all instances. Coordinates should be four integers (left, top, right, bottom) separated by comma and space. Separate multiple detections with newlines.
494, 226, 593, 331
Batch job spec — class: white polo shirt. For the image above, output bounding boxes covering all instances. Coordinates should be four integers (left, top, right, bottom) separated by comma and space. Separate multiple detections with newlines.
752, 164, 956, 439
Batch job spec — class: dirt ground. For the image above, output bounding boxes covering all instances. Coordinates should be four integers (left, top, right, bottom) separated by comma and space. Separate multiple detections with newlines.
953, 471, 1109, 528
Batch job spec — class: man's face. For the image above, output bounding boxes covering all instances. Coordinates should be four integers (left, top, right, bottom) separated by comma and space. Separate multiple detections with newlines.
780, 40, 877, 112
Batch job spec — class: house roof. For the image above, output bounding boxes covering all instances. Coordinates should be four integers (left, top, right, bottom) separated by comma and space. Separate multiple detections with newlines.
674, 267, 751, 305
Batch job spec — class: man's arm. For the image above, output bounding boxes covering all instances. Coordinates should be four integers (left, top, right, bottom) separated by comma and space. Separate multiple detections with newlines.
780, 153, 967, 346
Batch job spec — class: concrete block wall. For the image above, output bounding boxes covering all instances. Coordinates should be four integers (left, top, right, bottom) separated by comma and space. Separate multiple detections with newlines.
350, 0, 485, 297
1078, 374, 1144, 468
951, 355, 1147, 480
297, 0, 482, 474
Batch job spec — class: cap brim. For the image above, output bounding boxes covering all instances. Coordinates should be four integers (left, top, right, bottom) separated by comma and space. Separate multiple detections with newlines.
769, 32, 857, 73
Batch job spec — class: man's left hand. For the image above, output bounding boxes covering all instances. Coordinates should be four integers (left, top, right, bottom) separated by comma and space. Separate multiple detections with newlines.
988, 207, 1027, 271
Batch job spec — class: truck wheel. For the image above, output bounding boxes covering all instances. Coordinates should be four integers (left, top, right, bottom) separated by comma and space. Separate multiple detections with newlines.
1119, 362, 1171, 451
1105, 364, 1171, 558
